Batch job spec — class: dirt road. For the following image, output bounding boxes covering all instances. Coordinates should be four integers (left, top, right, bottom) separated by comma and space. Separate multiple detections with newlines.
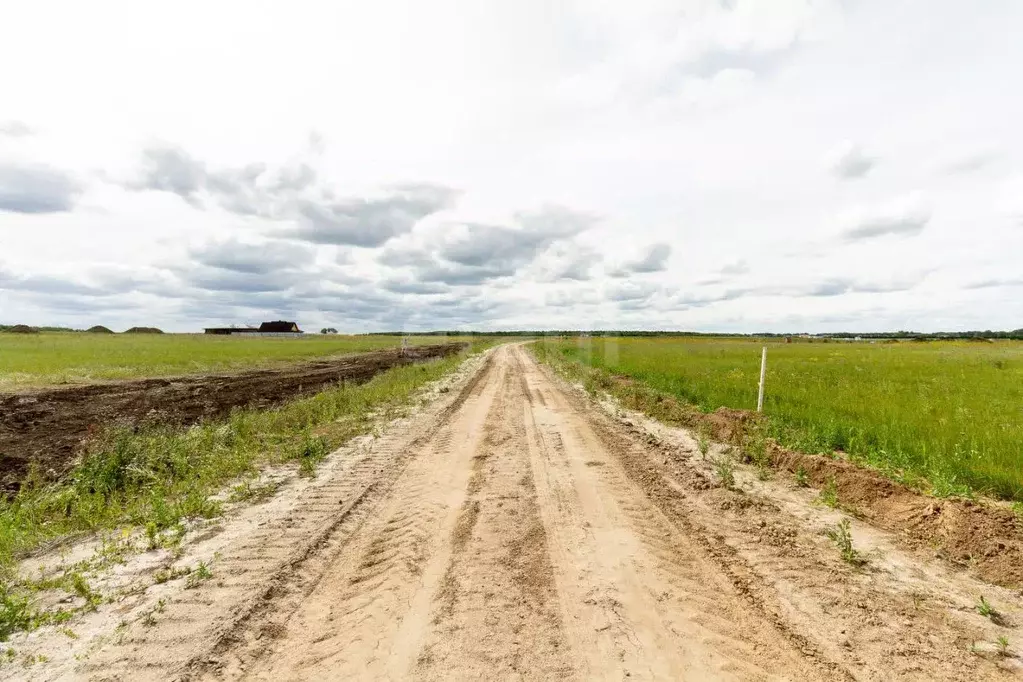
10, 344, 1020, 680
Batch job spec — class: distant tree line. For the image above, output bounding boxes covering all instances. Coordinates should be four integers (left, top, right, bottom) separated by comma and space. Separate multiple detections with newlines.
0, 325, 78, 332
365, 329, 1023, 340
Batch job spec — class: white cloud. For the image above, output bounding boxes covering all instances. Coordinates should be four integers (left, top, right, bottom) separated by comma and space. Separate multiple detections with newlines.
1, 0, 1022, 332
830, 141, 875, 179
0, 120, 33, 137
839, 194, 931, 241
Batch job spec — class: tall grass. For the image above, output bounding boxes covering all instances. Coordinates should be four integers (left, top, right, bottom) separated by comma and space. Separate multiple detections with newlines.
0, 333, 458, 388
0, 351, 474, 575
534, 337, 1023, 501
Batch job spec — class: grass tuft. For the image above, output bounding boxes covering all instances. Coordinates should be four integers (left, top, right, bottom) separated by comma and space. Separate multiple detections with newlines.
795, 466, 810, 488
818, 478, 839, 508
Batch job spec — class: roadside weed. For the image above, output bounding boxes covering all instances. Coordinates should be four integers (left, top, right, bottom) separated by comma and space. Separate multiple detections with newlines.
741, 422, 770, 468
0, 589, 32, 642
976, 595, 997, 619
795, 466, 809, 487
697, 432, 710, 458
153, 565, 189, 585
996, 636, 1010, 657
228, 480, 279, 504
141, 598, 167, 627
185, 560, 214, 589
69, 573, 102, 611
825, 519, 865, 566
714, 457, 736, 490
818, 478, 839, 508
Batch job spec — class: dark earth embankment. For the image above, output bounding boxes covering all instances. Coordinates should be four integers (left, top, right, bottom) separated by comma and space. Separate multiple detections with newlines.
0, 343, 467, 494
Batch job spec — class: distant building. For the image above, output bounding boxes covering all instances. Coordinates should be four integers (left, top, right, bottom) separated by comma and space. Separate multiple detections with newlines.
204, 321, 304, 336
259, 321, 302, 333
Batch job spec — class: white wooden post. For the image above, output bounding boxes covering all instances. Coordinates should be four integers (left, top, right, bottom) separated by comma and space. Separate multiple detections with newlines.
757, 346, 767, 412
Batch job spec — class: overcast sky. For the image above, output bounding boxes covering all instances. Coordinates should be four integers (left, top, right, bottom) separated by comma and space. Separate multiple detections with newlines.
2, 0, 1021, 333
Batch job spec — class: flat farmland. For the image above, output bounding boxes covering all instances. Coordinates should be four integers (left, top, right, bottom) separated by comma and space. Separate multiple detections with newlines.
535, 336, 1023, 501
0, 333, 457, 388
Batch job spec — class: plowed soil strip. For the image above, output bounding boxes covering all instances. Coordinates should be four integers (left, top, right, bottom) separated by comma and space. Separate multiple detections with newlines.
0, 343, 466, 493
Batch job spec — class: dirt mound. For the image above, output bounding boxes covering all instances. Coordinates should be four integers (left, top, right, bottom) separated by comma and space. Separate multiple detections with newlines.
599, 369, 1023, 590
770, 448, 1023, 589
123, 326, 163, 334
4, 324, 38, 334
85, 325, 114, 334
0, 343, 467, 495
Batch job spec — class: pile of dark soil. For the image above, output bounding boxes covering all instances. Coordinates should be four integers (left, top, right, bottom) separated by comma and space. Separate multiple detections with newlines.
123, 327, 164, 334
4, 325, 38, 334
0, 343, 467, 495
86, 325, 115, 334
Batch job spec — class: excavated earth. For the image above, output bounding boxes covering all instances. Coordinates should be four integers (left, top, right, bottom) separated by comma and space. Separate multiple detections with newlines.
0, 343, 466, 494
3, 344, 1021, 680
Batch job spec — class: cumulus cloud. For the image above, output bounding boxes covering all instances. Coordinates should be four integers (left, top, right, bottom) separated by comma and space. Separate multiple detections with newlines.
540, 244, 602, 281
840, 196, 930, 241
0, 266, 107, 296
189, 239, 315, 274
380, 278, 450, 295
133, 146, 208, 202
965, 277, 1023, 289
671, 273, 924, 308
607, 282, 658, 301
0, 163, 80, 214
942, 152, 996, 175
289, 184, 457, 247
610, 242, 671, 277
719, 260, 749, 275
800, 277, 919, 297
128, 145, 289, 215
377, 206, 596, 286
126, 145, 456, 247
830, 142, 875, 179
0, 120, 33, 137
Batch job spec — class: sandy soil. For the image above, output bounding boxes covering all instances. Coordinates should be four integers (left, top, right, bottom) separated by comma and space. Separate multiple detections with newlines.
4, 344, 1021, 680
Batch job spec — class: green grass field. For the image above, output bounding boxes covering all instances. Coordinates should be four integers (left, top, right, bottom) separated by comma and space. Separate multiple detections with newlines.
0, 333, 459, 389
533, 337, 1023, 501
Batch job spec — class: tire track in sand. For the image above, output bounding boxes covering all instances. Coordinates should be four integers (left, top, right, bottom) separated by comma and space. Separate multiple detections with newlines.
413, 347, 572, 681
78, 353, 496, 682
514, 345, 839, 681
231, 355, 508, 681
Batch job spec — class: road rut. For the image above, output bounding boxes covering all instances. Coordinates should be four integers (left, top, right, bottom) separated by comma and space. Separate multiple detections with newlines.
212, 345, 823, 681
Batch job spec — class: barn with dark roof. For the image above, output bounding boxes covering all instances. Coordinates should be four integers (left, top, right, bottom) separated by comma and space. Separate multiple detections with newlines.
258, 321, 302, 333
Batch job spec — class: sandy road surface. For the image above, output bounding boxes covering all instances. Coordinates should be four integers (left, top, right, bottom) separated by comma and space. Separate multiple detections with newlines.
10, 344, 1021, 681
